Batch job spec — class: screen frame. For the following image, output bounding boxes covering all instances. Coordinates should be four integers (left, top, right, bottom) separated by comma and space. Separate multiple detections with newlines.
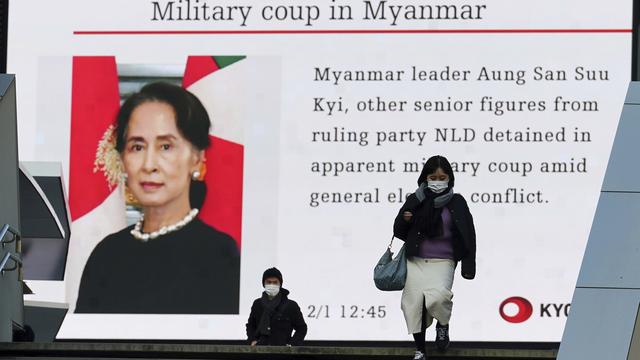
0, 0, 8, 73
634, 0, 640, 80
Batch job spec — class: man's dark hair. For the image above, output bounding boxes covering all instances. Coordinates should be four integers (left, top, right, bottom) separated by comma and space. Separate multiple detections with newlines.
262, 267, 283, 286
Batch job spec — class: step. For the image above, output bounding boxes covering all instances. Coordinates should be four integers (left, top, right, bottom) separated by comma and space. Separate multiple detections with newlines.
0, 342, 558, 359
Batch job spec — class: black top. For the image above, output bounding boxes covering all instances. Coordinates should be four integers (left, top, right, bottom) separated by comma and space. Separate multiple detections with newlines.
245, 289, 308, 346
393, 193, 477, 279
75, 218, 240, 314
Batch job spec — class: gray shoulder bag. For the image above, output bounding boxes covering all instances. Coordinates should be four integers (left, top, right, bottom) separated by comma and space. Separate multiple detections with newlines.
373, 236, 407, 291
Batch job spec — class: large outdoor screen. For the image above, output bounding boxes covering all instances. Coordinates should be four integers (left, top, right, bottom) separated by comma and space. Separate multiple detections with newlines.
7, 0, 633, 341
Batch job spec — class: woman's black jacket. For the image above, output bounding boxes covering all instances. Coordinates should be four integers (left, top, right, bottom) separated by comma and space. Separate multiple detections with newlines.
393, 193, 476, 279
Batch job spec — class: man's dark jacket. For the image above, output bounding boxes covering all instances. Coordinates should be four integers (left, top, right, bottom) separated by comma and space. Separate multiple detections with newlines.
393, 192, 477, 279
246, 289, 307, 346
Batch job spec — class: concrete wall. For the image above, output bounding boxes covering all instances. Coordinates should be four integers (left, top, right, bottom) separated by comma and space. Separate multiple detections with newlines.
558, 82, 640, 359
0, 75, 23, 342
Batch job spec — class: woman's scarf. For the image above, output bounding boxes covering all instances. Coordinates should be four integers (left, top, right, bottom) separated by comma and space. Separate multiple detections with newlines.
414, 184, 454, 237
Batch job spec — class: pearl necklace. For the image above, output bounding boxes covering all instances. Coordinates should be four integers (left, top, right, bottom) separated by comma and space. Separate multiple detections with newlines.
131, 208, 199, 242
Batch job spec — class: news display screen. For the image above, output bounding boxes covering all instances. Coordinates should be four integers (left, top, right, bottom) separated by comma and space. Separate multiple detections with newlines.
7, 0, 633, 341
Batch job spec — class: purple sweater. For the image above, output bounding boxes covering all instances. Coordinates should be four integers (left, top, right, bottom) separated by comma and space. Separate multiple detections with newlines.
417, 207, 455, 260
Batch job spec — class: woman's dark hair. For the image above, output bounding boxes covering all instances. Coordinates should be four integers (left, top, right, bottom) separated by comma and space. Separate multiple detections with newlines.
115, 82, 211, 209
417, 155, 455, 187
115, 82, 210, 152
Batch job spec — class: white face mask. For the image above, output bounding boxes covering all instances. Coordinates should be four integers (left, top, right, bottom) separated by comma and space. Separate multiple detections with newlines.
427, 180, 449, 194
264, 284, 280, 297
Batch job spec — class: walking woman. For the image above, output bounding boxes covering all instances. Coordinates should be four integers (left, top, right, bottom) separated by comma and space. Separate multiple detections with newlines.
393, 155, 476, 360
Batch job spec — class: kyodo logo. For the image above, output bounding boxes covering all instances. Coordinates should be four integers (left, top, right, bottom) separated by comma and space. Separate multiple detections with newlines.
500, 297, 571, 323
499, 297, 534, 323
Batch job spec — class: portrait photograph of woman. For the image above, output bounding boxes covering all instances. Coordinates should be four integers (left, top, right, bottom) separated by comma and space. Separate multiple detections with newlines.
74, 74, 242, 314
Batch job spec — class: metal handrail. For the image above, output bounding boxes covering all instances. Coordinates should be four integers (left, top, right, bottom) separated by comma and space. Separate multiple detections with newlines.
0, 224, 20, 248
0, 251, 21, 275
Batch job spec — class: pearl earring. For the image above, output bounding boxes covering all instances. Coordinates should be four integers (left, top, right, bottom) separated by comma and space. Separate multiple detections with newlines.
192, 170, 201, 180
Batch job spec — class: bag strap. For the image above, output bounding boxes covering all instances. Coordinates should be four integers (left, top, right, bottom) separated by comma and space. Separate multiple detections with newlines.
388, 235, 395, 249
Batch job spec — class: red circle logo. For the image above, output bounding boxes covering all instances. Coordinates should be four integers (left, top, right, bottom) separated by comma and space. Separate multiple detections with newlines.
499, 297, 533, 323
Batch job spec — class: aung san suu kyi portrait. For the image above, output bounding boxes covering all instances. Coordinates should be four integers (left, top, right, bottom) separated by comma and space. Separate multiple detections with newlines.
75, 82, 240, 314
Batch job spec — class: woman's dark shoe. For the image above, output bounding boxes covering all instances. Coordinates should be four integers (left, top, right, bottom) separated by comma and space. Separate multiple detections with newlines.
435, 322, 450, 351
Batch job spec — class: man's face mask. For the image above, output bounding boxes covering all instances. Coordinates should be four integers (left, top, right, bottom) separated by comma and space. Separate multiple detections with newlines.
264, 284, 280, 297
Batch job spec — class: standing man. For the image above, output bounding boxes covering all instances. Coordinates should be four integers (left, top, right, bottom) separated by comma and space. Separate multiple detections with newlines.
246, 268, 307, 346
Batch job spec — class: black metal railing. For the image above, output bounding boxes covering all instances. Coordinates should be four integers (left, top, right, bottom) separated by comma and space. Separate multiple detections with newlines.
0, 251, 21, 275
0, 223, 20, 247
